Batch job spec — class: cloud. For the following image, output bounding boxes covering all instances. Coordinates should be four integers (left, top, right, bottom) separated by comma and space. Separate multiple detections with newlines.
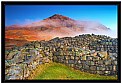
75, 20, 117, 38
9, 18, 41, 26
22, 18, 41, 25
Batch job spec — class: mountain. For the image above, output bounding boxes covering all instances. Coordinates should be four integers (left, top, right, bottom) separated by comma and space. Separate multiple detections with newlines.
5, 14, 111, 44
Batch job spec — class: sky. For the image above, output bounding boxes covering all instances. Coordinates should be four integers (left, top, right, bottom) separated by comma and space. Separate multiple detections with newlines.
5, 5, 117, 36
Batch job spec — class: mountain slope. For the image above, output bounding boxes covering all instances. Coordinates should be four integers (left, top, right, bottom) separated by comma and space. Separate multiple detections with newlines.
5, 14, 111, 42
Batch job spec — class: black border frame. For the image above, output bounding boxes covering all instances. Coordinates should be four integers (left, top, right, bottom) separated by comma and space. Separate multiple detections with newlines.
1, 1, 121, 83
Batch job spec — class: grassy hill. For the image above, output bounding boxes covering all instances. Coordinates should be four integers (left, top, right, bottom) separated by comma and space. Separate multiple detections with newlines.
27, 62, 117, 80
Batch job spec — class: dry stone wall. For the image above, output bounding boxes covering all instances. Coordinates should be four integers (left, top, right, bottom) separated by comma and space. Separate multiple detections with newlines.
52, 54, 117, 76
5, 34, 118, 80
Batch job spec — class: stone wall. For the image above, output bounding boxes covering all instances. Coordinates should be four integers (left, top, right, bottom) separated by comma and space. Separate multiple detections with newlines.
52, 53, 117, 76
5, 51, 52, 80
5, 34, 118, 80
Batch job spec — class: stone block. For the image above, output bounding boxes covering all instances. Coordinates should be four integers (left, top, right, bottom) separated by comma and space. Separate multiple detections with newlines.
84, 64, 90, 70
98, 60, 104, 65
89, 71, 97, 74
113, 61, 117, 65
90, 61, 95, 65
90, 66, 96, 71
68, 59, 74, 64
71, 56, 74, 59
104, 71, 110, 75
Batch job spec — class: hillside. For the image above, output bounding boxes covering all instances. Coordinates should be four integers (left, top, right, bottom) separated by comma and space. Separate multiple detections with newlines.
5, 14, 111, 43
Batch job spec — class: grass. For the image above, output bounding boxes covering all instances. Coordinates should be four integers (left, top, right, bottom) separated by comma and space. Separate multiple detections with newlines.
27, 62, 117, 80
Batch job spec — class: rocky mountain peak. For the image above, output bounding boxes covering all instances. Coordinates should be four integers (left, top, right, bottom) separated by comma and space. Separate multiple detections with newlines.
45, 14, 74, 21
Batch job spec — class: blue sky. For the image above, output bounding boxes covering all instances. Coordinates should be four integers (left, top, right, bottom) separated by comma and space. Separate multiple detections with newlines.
5, 5, 117, 31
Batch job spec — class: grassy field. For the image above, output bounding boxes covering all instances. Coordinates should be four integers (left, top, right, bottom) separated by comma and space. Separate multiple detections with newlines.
27, 62, 117, 80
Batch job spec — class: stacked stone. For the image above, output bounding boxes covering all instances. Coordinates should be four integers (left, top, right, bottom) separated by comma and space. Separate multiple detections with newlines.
5, 34, 118, 80
5, 41, 53, 80
53, 49, 117, 76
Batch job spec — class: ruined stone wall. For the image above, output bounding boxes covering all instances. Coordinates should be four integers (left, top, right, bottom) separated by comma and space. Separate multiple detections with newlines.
5, 51, 52, 80
5, 35, 118, 80
52, 54, 117, 76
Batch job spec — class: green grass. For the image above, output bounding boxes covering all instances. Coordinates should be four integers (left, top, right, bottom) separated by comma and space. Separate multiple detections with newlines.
28, 62, 117, 80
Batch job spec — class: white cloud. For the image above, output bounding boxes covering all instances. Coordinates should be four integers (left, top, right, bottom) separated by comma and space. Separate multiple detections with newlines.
13, 18, 41, 25
22, 18, 41, 25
